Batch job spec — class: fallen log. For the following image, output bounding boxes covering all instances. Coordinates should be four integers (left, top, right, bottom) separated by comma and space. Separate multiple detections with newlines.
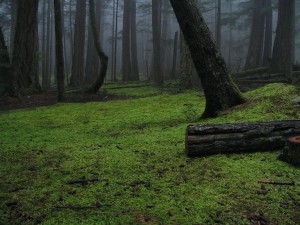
185, 120, 300, 157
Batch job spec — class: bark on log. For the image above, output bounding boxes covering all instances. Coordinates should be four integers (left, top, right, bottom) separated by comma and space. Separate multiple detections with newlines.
185, 120, 300, 157
281, 136, 300, 166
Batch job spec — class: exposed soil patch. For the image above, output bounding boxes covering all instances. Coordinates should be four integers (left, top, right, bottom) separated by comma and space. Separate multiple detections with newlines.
0, 91, 131, 112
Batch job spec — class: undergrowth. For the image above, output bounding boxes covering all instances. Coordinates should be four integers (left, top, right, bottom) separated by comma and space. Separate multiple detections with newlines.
0, 83, 299, 225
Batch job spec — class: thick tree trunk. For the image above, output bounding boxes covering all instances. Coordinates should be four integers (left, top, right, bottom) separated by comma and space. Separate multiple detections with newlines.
11, 0, 39, 96
70, 0, 86, 87
10, 0, 17, 57
54, 0, 65, 102
186, 120, 300, 157
130, 0, 139, 81
270, 0, 295, 82
170, 0, 245, 118
85, 0, 108, 94
0, 26, 11, 96
244, 0, 265, 70
152, 0, 163, 87
85, 0, 101, 85
280, 136, 300, 166
122, 0, 131, 81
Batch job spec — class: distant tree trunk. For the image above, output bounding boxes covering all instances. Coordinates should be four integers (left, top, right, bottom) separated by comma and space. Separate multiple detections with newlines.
161, 0, 170, 78
43, 0, 52, 89
54, 0, 65, 101
113, 0, 119, 82
122, 0, 131, 81
85, 0, 101, 85
270, 0, 295, 82
152, 0, 163, 87
244, 0, 265, 70
10, 0, 17, 57
42, 0, 47, 87
33, 23, 41, 91
70, 0, 86, 87
215, 0, 221, 48
262, 0, 273, 66
171, 31, 178, 79
130, 0, 139, 81
85, 0, 108, 94
170, 0, 245, 118
0, 26, 11, 96
180, 34, 193, 89
11, 0, 39, 96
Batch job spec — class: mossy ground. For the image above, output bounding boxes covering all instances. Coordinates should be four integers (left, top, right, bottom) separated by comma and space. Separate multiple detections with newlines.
0, 83, 299, 225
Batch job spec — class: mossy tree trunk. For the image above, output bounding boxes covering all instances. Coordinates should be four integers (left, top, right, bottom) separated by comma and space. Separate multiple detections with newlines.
85, 0, 108, 94
169, 0, 245, 118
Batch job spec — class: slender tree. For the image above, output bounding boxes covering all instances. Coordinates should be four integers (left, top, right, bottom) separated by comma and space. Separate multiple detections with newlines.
130, 0, 139, 81
215, 0, 221, 48
262, 0, 273, 66
171, 31, 178, 79
0, 26, 11, 96
86, 0, 108, 94
11, 0, 39, 96
152, 0, 163, 86
170, 0, 245, 118
70, 0, 86, 87
54, 0, 65, 101
85, 0, 102, 85
122, 0, 131, 81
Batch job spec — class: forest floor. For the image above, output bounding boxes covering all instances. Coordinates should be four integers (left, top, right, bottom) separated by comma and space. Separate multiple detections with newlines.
0, 82, 300, 225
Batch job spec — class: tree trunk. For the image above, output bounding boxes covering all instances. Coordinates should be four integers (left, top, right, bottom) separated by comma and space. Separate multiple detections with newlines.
170, 0, 245, 118
70, 0, 86, 87
43, 0, 52, 89
0, 26, 11, 96
262, 0, 273, 66
122, 0, 131, 81
54, 0, 65, 101
85, 0, 101, 85
280, 136, 300, 166
130, 0, 139, 81
113, 0, 119, 82
270, 0, 295, 82
215, 0, 221, 48
11, 0, 39, 96
170, 31, 178, 79
152, 0, 163, 87
179, 34, 193, 89
10, 0, 17, 57
85, 0, 108, 94
244, 0, 265, 70
186, 120, 300, 157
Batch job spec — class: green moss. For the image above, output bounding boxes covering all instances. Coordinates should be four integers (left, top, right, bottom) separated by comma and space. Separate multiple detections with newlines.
0, 83, 299, 224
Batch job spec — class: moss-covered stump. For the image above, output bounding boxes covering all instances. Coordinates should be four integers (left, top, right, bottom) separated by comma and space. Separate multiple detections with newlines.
281, 136, 300, 166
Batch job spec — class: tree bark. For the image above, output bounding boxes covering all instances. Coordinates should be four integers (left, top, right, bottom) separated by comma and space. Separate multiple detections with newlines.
85, 0, 108, 94
170, 0, 245, 118
85, 0, 101, 85
186, 120, 300, 157
270, 0, 295, 82
70, 0, 86, 87
0, 26, 11, 96
11, 0, 39, 96
122, 0, 131, 81
54, 0, 65, 102
152, 0, 163, 87
130, 0, 139, 81
170, 31, 178, 79
262, 0, 273, 66
244, 0, 265, 70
